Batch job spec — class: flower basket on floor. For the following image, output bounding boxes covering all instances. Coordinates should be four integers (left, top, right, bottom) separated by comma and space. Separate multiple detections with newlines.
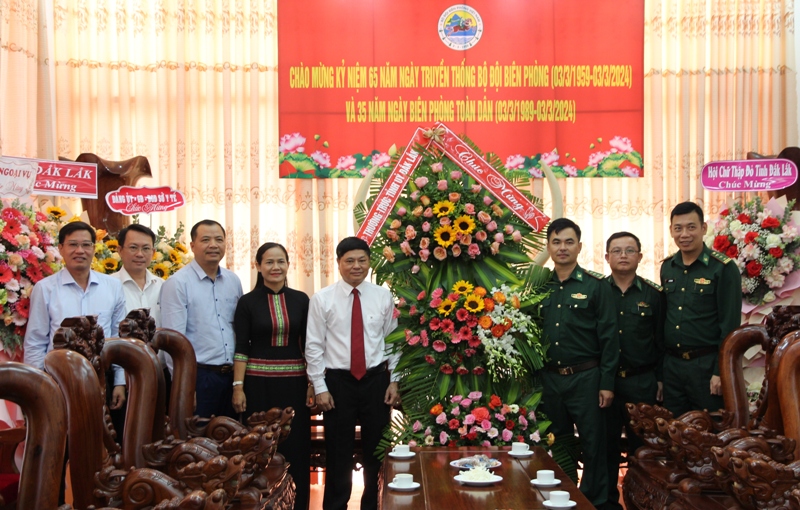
357, 126, 555, 453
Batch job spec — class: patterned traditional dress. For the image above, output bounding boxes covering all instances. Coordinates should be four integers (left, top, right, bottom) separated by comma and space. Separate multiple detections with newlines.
234, 284, 311, 510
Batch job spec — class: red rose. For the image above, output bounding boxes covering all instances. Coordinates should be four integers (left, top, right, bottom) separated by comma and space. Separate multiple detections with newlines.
448, 418, 460, 430
744, 231, 759, 244
440, 363, 454, 374
467, 432, 478, 441
505, 420, 515, 430
746, 260, 763, 277
471, 406, 490, 422
712, 235, 731, 252
762, 217, 781, 229
720, 208, 729, 216
448, 440, 457, 448
517, 435, 524, 442
770, 247, 784, 258
489, 394, 503, 409
737, 213, 753, 224
726, 245, 739, 258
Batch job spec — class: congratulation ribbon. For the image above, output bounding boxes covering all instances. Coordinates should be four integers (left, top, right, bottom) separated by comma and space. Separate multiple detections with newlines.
357, 123, 550, 245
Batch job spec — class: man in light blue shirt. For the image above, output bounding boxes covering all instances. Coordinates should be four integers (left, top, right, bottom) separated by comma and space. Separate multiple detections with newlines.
160, 219, 243, 418
24, 221, 128, 407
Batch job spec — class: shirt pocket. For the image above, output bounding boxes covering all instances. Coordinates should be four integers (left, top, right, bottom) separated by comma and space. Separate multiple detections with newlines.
364, 314, 386, 340
690, 280, 716, 313
222, 296, 239, 321
629, 304, 655, 337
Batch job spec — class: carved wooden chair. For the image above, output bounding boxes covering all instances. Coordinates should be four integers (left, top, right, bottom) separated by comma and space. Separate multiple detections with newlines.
0, 427, 25, 509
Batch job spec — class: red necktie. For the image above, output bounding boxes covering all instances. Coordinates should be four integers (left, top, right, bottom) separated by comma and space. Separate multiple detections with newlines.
350, 288, 367, 380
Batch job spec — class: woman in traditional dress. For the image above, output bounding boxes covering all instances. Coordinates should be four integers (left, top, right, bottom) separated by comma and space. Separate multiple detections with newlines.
232, 242, 313, 509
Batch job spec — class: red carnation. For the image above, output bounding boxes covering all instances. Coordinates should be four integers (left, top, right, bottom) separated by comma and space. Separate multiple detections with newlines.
440, 363, 454, 374
744, 231, 759, 244
726, 245, 739, 258
424, 355, 436, 365
770, 247, 784, 258
762, 217, 781, 229
489, 394, 503, 410
455, 365, 469, 375
448, 418, 460, 430
505, 420, 515, 430
746, 260, 763, 277
737, 213, 753, 224
712, 235, 731, 252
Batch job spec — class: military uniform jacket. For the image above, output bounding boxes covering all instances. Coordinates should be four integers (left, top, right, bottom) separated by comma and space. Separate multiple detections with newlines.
606, 274, 665, 379
660, 245, 742, 373
539, 265, 619, 391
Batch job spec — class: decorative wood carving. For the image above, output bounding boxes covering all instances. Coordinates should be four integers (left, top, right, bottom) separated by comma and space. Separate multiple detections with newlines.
73, 153, 153, 234
627, 404, 674, 459
720, 324, 770, 428
0, 362, 67, 509
152, 328, 198, 440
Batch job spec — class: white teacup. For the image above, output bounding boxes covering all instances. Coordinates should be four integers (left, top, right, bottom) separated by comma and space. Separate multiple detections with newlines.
392, 444, 410, 455
548, 490, 570, 505
537, 469, 555, 483
511, 441, 530, 454
393, 473, 414, 488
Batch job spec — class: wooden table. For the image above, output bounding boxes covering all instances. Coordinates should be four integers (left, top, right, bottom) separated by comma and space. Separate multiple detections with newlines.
380, 446, 595, 509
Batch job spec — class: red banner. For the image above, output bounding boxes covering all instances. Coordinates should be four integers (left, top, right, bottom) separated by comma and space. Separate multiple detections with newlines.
105, 186, 186, 215
357, 123, 549, 245
279, 0, 644, 179
30, 158, 98, 199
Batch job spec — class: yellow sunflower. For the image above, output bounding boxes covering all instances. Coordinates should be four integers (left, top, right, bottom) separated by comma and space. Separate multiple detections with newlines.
452, 280, 474, 295
46, 206, 67, 220
169, 249, 181, 263
174, 242, 189, 254
152, 263, 171, 280
437, 299, 456, 316
453, 215, 476, 235
432, 200, 456, 217
106, 239, 120, 253
433, 225, 457, 248
463, 293, 485, 313
102, 258, 119, 272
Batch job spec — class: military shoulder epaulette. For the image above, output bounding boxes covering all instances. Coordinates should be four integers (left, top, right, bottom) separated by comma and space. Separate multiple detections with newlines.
642, 277, 663, 292
709, 250, 732, 264
585, 269, 605, 280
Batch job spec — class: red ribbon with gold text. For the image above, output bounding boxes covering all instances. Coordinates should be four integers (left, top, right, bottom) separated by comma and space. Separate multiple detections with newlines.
356, 123, 549, 245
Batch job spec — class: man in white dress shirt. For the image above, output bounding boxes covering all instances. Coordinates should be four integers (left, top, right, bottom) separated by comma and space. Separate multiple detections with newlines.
306, 236, 400, 510
109, 224, 164, 437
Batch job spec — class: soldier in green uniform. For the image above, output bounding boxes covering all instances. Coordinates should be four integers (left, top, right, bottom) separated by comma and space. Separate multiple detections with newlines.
539, 218, 620, 510
660, 202, 742, 417
603, 232, 665, 510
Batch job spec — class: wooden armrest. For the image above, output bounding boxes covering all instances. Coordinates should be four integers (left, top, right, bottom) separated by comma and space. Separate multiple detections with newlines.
0, 428, 25, 475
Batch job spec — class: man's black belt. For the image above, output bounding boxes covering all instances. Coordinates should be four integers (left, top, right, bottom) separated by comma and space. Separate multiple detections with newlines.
545, 359, 599, 375
328, 361, 388, 379
665, 346, 717, 360
617, 363, 657, 378
197, 363, 234, 374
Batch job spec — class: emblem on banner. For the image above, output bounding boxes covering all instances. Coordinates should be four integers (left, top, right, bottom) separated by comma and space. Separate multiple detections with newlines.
438, 5, 483, 50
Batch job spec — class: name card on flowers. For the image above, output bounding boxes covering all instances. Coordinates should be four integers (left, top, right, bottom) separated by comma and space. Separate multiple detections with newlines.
105, 186, 186, 215
357, 123, 550, 245
702, 159, 798, 191
32, 158, 98, 198
0, 157, 38, 197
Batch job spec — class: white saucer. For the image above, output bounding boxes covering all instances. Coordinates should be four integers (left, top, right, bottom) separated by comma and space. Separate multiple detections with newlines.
388, 481, 420, 491
531, 478, 561, 487
388, 451, 416, 459
543, 500, 576, 508
508, 450, 534, 458
454, 474, 503, 486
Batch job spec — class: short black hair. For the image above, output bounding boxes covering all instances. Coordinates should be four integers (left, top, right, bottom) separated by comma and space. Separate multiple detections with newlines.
58, 221, 95, 245
336, 236, 371, 260
118, 224, 156, 246
190, 220, 226, 241
254, 242, 290, 290
546, 218, 581, 241
606, 231, 641, 252
670, 202, 704, 224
